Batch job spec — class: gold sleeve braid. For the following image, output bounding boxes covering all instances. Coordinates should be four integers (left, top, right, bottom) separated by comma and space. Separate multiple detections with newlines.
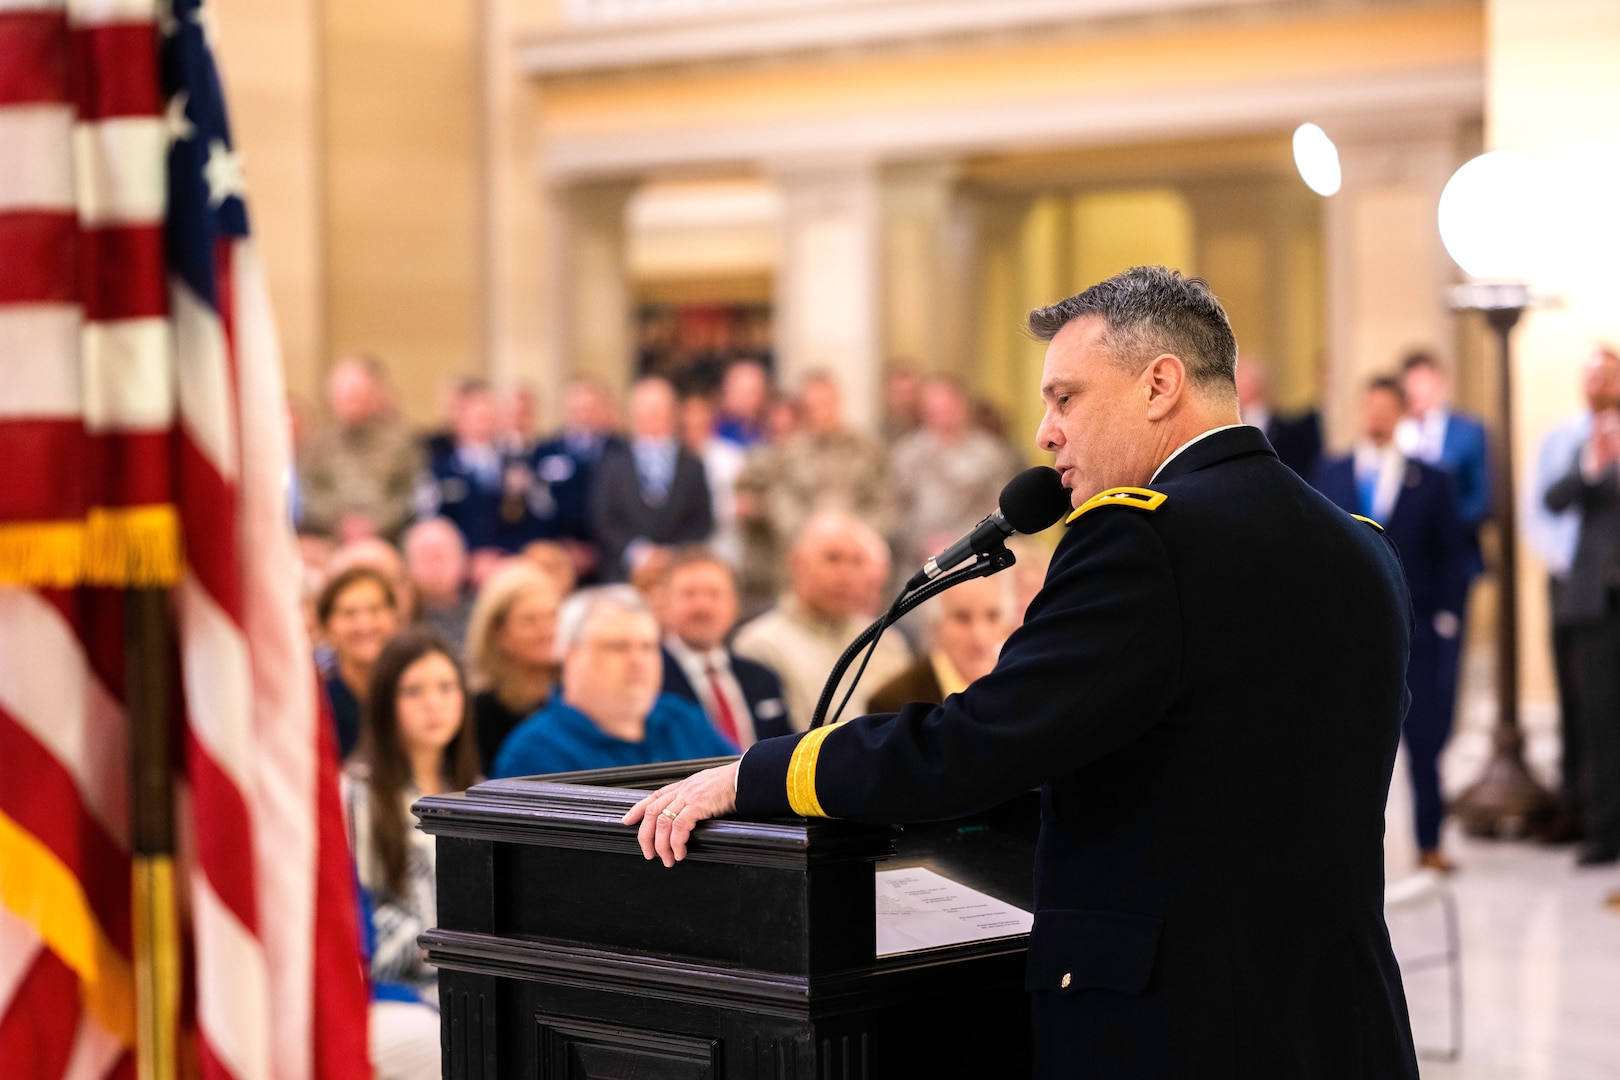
785, 723, 843, 818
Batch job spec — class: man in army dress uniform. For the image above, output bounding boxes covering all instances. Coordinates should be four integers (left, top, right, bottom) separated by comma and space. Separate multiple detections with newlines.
626, 267, 1419, 1080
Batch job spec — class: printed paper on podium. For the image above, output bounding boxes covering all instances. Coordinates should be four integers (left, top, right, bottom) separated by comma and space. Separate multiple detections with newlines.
875, 866, 1034, 956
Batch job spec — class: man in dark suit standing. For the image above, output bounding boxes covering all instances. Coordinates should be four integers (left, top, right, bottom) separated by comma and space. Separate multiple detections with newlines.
1314, 377, 1470, 873
628, 267, 1419, 1080
590, 376, 713, 581
656, 547, 791, 748
1544, 355, 1620, 866
1397, 351, 1491, 576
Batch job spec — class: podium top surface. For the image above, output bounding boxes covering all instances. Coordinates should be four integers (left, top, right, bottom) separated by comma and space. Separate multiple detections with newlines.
415, 757, 900, 870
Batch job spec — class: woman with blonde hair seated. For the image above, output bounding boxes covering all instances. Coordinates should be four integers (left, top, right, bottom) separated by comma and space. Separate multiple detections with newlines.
465, 562, 565, 774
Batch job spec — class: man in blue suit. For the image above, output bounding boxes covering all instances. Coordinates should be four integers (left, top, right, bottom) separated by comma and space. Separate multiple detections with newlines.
1398, 351, 1491, 577
1316, 377, 1470, 871
657, 548, 791, 748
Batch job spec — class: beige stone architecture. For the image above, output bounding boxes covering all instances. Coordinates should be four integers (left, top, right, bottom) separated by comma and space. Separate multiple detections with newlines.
215, 0, 1620, 714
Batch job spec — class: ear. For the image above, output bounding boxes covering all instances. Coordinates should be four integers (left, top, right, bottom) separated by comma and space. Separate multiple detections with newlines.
1142, 354, 1186, 420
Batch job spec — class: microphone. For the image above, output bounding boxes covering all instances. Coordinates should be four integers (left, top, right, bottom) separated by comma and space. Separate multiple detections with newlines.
905, 466, 1070, 591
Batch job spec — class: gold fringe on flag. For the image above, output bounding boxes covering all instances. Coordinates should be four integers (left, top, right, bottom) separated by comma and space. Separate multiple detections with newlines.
0, 506, 183, 588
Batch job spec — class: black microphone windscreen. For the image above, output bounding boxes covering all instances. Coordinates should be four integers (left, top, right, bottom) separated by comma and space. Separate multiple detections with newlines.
999, 466, 1070, 534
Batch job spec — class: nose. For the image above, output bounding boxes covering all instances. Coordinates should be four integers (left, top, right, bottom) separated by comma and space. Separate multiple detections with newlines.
1035, 408, 1062, 454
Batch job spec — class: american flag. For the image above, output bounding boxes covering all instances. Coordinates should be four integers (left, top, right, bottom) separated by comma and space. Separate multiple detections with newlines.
0, 1, 370, 1078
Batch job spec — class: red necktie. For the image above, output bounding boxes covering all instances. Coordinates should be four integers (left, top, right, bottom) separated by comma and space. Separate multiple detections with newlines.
705, 663, 741, 748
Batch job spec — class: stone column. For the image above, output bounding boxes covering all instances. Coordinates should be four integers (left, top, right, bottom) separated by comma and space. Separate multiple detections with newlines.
880, 161, 969, 378
772, 161, 882, 430
547, 181, 637, 407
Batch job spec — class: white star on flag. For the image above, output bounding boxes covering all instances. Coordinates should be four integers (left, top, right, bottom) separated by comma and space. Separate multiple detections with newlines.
165, 92, 194, 144
204, 139, 243, 207
190, 2, 220, 51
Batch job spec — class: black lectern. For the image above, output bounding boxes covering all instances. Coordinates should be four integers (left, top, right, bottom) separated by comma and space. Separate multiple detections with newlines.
416, 758, 1036, 1079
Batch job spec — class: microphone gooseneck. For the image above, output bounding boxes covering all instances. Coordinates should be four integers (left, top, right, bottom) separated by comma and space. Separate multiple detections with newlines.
905, 466, 1069, 591
811, 467, 1070, 731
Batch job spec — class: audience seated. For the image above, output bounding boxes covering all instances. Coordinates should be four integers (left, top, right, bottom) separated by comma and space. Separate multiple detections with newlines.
530, 376, 620, 580
520, 540, 579, 596
656, 548, 791, 749
732, 512, 912, 731
590, 377, 713, 581
341, 629, 479, 1080
888, 376, 1023, 571
328, 536, 416, 622
403, 518, 473, 656
317, 565, 401, 759
715, 359, 770, 449
418, 378, 532, 555
681, 393, 746, 568
880, 362, 923, 442
736, 371, 889, 603
299, 355, 422, 543
868, 575, 1015, 712
465, 563, 564, 775
492, 586, 734, 777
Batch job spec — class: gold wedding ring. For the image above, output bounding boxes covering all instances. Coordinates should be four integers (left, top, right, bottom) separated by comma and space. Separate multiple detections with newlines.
659, 807, 680, 822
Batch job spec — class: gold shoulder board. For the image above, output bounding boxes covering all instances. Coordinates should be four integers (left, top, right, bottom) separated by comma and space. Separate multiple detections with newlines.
1352, 514, 1385, 533
1065, 486, 1167, 526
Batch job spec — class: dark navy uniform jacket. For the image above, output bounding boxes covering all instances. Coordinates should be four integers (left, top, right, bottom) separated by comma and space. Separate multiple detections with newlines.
528, 432, 620, 546
421, 442, 543, 553
736, 426, 1419, 1080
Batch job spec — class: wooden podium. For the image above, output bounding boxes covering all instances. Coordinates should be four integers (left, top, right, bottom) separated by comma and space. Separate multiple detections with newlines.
415, 757, 1036, 1079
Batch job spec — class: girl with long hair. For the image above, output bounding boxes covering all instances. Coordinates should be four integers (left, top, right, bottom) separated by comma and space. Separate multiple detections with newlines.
343, 628, 479, 1002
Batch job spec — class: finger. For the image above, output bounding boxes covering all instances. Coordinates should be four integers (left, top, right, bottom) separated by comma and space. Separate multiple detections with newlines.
636, 807, 660, 860
622, 794, 655, 826
654, 805, 680, 868
670, 809, 695, 863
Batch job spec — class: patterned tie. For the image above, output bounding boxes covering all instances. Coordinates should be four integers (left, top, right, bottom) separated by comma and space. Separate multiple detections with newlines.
705, 663, 741, 749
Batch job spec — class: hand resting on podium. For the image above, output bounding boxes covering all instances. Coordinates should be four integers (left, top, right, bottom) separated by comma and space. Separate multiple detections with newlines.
622, 760, 740, 866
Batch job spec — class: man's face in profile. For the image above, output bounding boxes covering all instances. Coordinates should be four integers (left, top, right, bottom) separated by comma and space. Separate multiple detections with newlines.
1036, 315, 1158, 507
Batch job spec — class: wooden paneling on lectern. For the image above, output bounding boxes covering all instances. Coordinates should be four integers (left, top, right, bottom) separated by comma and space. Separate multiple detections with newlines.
416, 758, 1036, 1079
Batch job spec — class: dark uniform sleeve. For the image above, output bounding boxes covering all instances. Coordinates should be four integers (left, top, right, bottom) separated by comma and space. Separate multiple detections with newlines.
736, 506, 1182, 822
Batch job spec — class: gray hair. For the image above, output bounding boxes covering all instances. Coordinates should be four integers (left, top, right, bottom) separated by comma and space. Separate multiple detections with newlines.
554, 585, 653, 661
1026, 266, 1237, 396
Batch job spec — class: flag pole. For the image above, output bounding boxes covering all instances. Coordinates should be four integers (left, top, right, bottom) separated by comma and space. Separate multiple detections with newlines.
127, 587, 180, 1080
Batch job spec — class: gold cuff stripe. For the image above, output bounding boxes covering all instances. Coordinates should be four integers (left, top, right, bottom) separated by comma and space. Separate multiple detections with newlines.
1065, 486, 1167, 525
1351, 514, 1386, 533
785, 724, 841, 818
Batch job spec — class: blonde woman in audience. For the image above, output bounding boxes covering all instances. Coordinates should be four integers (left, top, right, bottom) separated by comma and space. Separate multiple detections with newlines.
317, 565, 400, 759
343, 628, 479, 1080
466, 563, 564, 774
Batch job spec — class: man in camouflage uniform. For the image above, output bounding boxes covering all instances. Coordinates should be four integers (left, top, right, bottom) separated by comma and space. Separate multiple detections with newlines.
298, 355, 422, 543
734, 371, 887, 609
